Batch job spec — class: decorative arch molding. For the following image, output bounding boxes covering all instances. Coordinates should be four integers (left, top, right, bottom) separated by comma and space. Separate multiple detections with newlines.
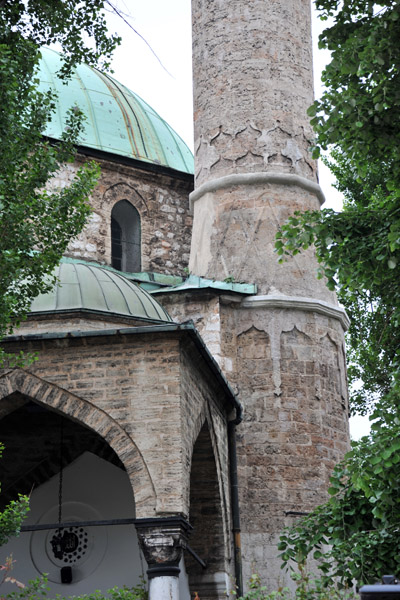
316, 332, 347, 404
189, 405, 209, 455
236, 315, 346, 399
0, 369, 156, 515
188, 409, 227, 512
101, 182, 149, 214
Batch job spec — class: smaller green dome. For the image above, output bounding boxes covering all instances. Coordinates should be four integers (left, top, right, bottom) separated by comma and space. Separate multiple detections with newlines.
30, 262, 172, 323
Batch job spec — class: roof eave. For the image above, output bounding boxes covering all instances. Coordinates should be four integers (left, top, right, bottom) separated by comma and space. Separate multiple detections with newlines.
2, 321, 241, 418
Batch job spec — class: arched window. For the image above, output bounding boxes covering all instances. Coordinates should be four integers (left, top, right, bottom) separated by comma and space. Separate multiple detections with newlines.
111, 200, 141, 272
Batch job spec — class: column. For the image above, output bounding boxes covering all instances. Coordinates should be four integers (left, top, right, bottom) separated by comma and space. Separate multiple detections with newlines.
135, 516, 192, 600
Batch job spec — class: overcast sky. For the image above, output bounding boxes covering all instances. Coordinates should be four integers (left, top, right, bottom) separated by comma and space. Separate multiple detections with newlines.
99, 0, 369, 440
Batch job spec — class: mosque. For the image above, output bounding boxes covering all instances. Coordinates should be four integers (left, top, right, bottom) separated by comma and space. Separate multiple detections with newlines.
0, 2, 350, 599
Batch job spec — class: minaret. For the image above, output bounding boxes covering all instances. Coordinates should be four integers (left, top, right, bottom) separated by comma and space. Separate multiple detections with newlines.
190, 0, 350, 590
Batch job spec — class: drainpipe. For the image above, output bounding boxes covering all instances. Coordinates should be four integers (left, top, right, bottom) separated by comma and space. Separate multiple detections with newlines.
228, 404, 243, 597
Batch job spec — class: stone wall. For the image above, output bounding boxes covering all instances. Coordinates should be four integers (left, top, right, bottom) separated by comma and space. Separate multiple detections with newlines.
157, 288, 350, 590
188, 0, 350, 590
180, 342, 235, 598
157, 291, 225, 366
0, 330, 232, 526
223, 303, 349, 589
189, 182, 335, 298
15, 313, 163, 336
51, 155, 193, 276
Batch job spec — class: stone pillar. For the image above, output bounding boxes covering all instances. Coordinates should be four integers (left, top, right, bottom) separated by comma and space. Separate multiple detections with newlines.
135, 517, 192, 600
190, 0, 350, 591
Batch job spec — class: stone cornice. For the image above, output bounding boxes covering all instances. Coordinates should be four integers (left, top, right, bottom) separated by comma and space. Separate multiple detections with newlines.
241, 294, 350, 331
190, 172, 325, 210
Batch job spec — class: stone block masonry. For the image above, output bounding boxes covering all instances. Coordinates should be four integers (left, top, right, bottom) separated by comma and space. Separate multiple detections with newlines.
0, 328, 233, 529
54, 154, 193, 277
158, 286, 350, 590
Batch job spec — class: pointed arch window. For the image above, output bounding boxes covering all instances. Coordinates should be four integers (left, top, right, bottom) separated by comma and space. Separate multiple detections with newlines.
111, 200, 141, 272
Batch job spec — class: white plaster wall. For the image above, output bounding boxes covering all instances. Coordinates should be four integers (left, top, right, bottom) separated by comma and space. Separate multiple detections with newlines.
1, 452, 190, 598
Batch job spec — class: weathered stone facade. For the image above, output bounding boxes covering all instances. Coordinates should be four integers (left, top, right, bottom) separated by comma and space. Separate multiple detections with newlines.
57, 154, 193, 276
0, 326, 236, 598
157, 287, 349, 590
1, 329, 232, 517
0, 0, 351, 597
192, 0, 316, 188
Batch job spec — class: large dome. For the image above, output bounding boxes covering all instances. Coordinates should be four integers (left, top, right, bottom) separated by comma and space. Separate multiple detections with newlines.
30, 261, 172, 323
37, 48, 194, 174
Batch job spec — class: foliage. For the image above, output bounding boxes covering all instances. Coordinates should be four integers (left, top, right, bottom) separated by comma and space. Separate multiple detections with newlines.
0, 1, 120, 363
55, 583, 149, 600
3, 574, 148, 600
0, 1, 120, 75
0, 443, 30, 599
279, 400, 400, 586
231, 571, 356, 600
308, 0, 400, 184
1, 557, 27, 600
275, 176, 400, 414
0, 444, 29, 549
276, 0, 400, 415
0, 41, 99, 348
0, 497, 29, 551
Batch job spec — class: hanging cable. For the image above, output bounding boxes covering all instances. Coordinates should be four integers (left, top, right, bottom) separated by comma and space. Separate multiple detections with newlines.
58, 417, 64, 529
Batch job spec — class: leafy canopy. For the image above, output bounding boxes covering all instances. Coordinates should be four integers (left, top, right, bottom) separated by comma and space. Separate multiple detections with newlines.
0, 1, 120, 363
0, 0, 119, 74
0, 444, 29, 549
279, 404, 400, 587
276, 0, 400, 416
308, 0, 400, 186
0, 0, 119, 581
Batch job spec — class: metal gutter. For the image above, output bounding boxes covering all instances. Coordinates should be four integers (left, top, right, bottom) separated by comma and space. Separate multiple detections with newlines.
229, 418, 243, 596
3, 322, 241, 414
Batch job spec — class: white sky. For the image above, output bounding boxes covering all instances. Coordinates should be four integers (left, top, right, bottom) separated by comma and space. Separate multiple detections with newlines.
101, 0, 370, 440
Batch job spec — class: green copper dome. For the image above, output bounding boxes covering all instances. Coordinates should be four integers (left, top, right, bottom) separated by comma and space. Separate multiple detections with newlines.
37, 48, 194, 174
30, 262, 172, 323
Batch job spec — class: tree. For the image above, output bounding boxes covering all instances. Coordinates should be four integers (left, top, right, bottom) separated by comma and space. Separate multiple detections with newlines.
0, 1, 121, 364
278, 404, 400, 587
0, 442, 30, 595
275, 0, 400, 587
0, 444, 29, 549
0, 0, 120, 587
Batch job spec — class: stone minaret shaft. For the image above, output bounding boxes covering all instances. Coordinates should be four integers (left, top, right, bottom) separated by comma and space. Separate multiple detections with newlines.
190, 0, 350, 591
190, 0, 329, 300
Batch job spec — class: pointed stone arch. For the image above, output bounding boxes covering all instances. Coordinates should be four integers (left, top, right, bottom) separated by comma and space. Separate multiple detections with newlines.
187, 418, 230, 600
101, 182, 149, 214
0, 369, 156, 515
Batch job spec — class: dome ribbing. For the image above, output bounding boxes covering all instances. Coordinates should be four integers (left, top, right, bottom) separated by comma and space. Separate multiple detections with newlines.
37, 48, 194, 174
30, 262, 172, 323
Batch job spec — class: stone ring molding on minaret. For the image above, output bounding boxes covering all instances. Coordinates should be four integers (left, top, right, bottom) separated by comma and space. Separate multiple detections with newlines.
240, 294, 350, 332
189, 172, 326, 212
